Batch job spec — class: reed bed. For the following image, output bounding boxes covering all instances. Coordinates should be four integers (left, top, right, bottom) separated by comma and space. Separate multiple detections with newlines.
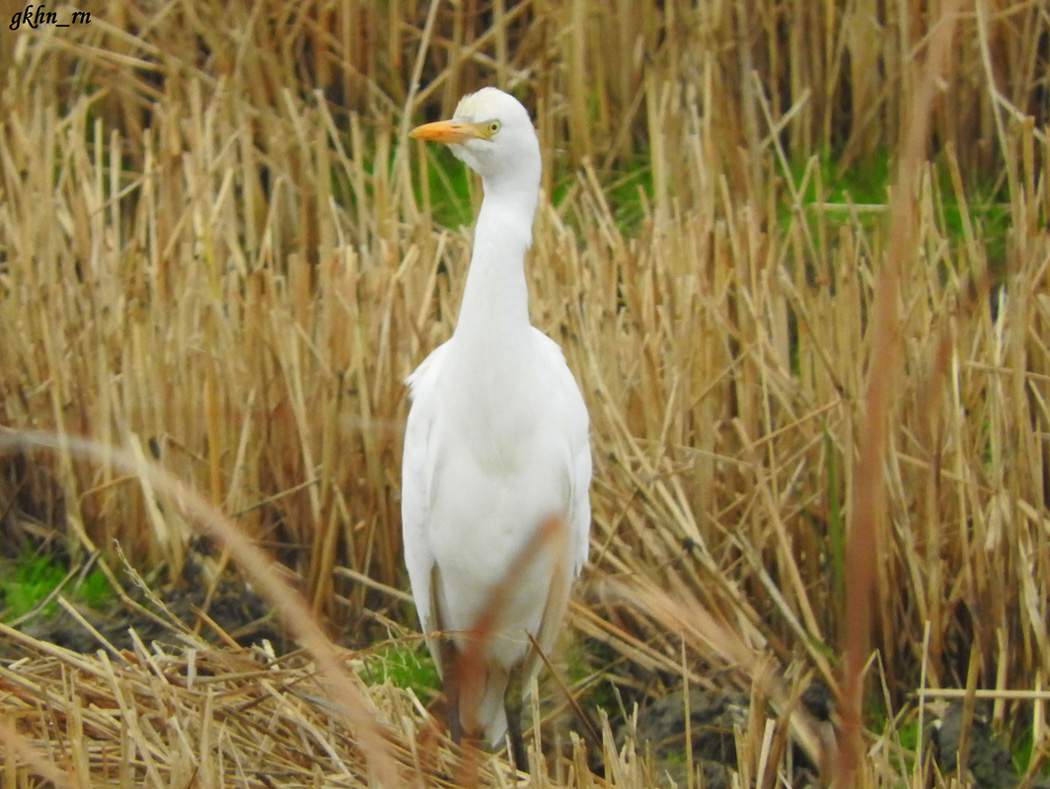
0, 610, 661, 788
1, 0, 1049, 785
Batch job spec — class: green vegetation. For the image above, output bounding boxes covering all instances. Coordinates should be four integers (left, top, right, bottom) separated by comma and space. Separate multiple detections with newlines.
412, 146, 478, 229
362, 641, 440, 700
790, 147, 892, 208
0, 547, 112, 620
1, 549, 67, 619
782, 146, 1011, 280
565, 636, 622, 716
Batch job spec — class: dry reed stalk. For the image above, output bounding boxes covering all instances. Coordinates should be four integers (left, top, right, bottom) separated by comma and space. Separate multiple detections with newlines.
837, 1, 962, 782
0, 611, 656, 786
0, 619, 412, 787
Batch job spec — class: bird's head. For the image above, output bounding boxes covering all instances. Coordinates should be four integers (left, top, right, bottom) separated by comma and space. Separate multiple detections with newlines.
410, 87, 540, 187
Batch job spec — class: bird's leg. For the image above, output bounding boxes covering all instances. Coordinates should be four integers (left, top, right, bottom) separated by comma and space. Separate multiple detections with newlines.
439, 637, 463, 744
504, 660, 528, 773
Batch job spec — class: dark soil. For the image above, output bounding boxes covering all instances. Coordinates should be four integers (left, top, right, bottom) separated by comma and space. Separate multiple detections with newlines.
0, 560, 288, 661
929, 701, 1050, 789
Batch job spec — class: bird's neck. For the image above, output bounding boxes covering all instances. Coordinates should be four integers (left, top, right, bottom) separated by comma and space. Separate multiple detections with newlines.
453, 181, 538, 350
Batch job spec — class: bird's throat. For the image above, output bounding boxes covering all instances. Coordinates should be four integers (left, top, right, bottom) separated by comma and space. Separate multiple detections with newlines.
452, 187, 536, 354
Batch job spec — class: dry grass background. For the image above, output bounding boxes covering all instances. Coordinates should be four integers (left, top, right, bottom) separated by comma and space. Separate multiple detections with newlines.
1, 0, 1049, 785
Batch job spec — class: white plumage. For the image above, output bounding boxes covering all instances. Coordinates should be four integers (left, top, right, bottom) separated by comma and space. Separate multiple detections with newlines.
401, 88, 591, 763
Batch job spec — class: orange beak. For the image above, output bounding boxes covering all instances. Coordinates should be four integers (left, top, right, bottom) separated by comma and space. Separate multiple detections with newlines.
409, 120, 491, 144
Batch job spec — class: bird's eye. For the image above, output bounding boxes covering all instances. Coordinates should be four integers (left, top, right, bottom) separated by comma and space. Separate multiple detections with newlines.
487, 120, 501, 135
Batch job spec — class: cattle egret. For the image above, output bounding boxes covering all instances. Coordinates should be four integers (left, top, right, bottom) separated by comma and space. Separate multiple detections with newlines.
402, 87, 592, 769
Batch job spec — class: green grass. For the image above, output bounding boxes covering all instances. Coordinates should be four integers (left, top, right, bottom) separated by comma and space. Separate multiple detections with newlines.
552, 156, 655, 234
413, 146, 477, 229
362, 641, 440, 700
76, 565, 113, 609
782, 147, 891, 223
783, 146, 1010, 278
1, 549, 68, 619
1011, 725, 1050, 777
603, 161, 655, 232
564, 635, 623, 716
0, 547, 113, 620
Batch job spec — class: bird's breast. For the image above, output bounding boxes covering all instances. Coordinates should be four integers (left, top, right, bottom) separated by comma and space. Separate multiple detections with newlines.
438, 341, 552, 458
427, 346, 575, 535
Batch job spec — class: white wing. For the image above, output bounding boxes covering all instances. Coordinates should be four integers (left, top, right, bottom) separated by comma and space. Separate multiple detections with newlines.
532, 329, 591, 576
400, 341, 451, 644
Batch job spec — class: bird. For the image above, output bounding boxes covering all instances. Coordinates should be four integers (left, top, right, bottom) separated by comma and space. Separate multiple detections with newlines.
401, 87, 592, 770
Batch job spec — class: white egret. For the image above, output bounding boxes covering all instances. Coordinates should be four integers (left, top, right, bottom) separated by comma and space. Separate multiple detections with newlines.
402, 87, 592, 769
